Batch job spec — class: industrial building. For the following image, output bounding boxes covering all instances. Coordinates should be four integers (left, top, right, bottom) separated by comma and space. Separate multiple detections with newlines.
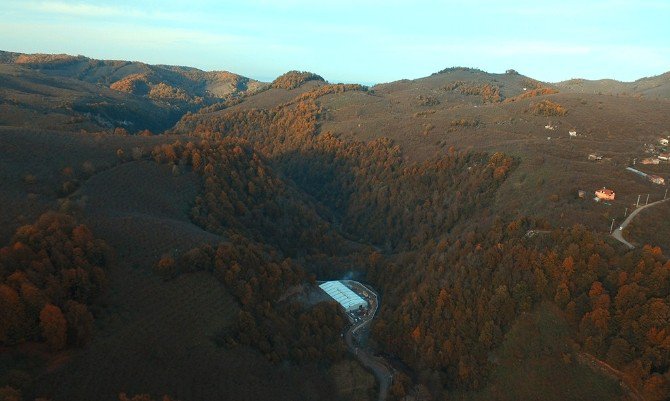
319, 281, 368, 312
626, 167, 666, 185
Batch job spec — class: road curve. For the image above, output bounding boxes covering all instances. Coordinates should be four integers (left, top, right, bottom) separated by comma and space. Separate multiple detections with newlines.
341, 281, 393, 401
612, 197, 670, 249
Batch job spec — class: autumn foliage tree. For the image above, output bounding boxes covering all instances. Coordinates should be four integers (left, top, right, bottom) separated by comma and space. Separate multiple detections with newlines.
155, 235, 347, 364
0, 212, 109, 348
39, 304, 66, 351
118, 393, 179, 401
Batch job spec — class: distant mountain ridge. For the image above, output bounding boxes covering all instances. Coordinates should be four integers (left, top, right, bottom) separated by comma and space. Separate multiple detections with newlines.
1, 49, 668, 134
0, 50, 269, 132
2, 50, 668, 100
555, 71, 670, 98
0, 50, 266, 101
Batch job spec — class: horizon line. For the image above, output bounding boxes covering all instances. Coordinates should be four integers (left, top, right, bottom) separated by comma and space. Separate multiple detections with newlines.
1, 47, 668, 86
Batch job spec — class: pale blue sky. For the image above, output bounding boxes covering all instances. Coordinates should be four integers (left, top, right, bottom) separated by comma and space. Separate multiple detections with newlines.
0, 0, 668, 84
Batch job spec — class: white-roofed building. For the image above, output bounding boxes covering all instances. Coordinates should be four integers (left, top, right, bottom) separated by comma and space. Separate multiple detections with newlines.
319, 281, 368, 312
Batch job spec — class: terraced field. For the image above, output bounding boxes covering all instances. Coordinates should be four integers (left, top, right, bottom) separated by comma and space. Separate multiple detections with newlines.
27, 155, 342, 401
73, 160, 219, 266
0, 127, 174, 242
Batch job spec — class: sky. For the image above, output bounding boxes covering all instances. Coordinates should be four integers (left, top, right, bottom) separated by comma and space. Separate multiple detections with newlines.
0, 0, 668, 84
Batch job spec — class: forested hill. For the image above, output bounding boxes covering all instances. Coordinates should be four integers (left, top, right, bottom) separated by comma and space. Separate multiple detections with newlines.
0, 51, 669, 401
0, 50, 266, 133
0, 51, 265, 100
165, 80, 670, 400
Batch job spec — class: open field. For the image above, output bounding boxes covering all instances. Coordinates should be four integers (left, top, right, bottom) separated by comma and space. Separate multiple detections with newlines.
72, 159, 220, 266
468, 304, 626, 401
0, 127, 179, 242
623, 200, 670, 252
316, 79, 670, 230
555, 72, 670, 99
329, 360, 376, 401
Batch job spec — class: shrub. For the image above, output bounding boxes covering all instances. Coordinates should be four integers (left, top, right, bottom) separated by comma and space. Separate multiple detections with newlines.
504, 88, 559, 103
22, 174, 37, 185
528, 100, 568, 116
39, 304, 67, 351
444, 81, 501, 102
271, 71, 325, 90
450, 118, 480, 127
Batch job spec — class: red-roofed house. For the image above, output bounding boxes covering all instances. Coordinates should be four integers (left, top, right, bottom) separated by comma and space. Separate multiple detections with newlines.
595, 188, 615, 200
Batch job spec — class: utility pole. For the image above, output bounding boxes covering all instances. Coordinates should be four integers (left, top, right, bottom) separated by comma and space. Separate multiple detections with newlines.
610, 219, 616, 234
646, 194, 650, 205
636, 194, 641, 207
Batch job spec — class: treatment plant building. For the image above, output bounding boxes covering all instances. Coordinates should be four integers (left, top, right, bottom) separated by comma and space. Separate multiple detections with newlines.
319, 281, 368, 312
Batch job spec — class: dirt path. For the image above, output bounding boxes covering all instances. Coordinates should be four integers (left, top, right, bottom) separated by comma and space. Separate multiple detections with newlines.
612, 197, 670, 249
577, 353, 645, 401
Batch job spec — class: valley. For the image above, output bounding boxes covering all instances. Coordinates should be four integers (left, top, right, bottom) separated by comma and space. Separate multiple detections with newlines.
1, 51, 669, 401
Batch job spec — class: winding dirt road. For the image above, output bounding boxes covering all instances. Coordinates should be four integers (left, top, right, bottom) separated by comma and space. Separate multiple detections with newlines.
342, 281, 393, 401
612, 197, 670, 249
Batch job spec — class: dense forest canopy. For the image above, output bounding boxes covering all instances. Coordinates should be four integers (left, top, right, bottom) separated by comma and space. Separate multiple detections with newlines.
0, 212, 109, 349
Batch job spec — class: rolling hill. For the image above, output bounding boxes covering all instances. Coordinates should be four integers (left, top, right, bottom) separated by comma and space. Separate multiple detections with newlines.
556, 71, 670, 99
1, 52, 670, 401
178, 65, 670, 231
0, 51, 266, 133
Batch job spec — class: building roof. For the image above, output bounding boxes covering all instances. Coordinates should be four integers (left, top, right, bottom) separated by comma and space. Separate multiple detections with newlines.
596, 188, 615, 195
319, 281, 367, 311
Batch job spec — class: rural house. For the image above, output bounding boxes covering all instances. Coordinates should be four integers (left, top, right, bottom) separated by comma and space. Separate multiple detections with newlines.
641, 158, 660, 165
595, 187, 615, 201
659, 153, 670, 161
648, 175, 666, 185
660, 138, 669, 146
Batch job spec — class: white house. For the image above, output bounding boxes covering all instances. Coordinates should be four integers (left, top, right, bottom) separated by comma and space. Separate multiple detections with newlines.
660, 138, 669, 146
569, 130, 577, 137
649, 175, 665, 185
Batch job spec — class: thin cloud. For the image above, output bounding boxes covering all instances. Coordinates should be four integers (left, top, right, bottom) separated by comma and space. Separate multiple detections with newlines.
373, 39, 591, 57
22, 1, 185, 21
26, 1, 134, 17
